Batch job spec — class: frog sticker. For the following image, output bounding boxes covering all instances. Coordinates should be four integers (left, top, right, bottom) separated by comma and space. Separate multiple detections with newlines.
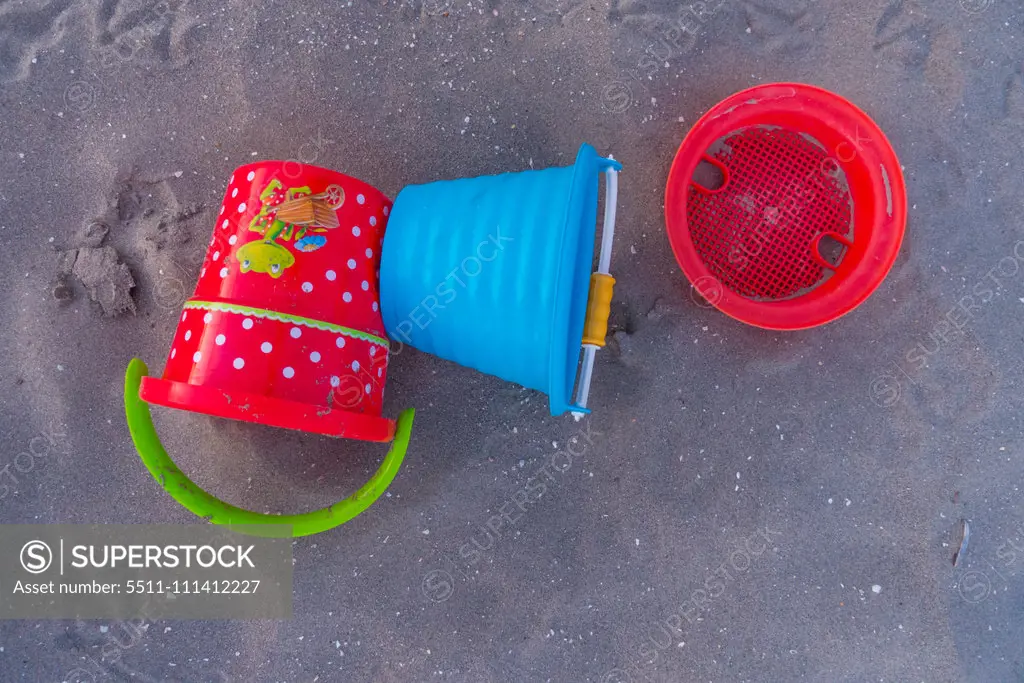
236, 241, 295, 278
234, 179, 345, 278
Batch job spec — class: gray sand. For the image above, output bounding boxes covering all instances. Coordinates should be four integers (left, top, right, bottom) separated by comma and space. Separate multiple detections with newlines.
1, 0, 1023, 681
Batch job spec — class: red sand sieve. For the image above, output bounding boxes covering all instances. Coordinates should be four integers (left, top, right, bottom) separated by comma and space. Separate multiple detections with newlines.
665, 83, 907, 330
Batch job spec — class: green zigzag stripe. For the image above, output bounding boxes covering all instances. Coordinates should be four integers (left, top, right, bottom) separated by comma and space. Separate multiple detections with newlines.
184, 300, 389, 347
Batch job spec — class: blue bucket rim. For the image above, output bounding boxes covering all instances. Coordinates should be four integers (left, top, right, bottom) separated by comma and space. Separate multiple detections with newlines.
546, 144, 621, 415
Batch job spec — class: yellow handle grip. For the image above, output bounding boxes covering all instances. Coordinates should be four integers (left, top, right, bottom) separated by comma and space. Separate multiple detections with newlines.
582, 273, 615, 347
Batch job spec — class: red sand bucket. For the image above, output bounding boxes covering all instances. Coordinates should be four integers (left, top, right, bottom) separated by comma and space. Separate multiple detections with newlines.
141, 161, 395, 442
124, 162, 414, 537
665, 83, 907, 330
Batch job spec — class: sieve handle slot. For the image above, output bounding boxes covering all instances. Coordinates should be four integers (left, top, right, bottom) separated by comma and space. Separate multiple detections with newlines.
811, 231, 854, 271
690, 154, 730, 195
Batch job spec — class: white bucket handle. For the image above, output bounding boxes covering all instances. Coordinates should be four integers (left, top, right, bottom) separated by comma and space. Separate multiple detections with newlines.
571, 157, 620, 418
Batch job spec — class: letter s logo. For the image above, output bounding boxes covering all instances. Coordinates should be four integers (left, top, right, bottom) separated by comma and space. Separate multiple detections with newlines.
20, 540, 53, 574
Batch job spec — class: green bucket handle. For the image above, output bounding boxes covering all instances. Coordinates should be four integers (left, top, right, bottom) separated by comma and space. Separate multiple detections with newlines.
123, 358, 414, 538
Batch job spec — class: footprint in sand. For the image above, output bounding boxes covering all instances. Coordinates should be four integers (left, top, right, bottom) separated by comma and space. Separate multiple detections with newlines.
607, 0, 712, 31
0, 0, 74, 82
873, 0, 966, 108
873, 0, 935, 70
90, 0, 201, 69
114, 173, 205, 312
59, 171, 205, 317
534, 0, 586, 21
607, 0, 666, 24
738, 0, 824, 54
1003, 65, 1024, 120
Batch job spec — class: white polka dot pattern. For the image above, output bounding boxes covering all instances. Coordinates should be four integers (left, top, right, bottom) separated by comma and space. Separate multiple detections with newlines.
164, 164, 393, 425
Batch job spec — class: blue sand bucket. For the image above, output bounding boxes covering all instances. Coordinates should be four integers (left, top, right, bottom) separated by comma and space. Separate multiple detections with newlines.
380, 144, 621, 416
